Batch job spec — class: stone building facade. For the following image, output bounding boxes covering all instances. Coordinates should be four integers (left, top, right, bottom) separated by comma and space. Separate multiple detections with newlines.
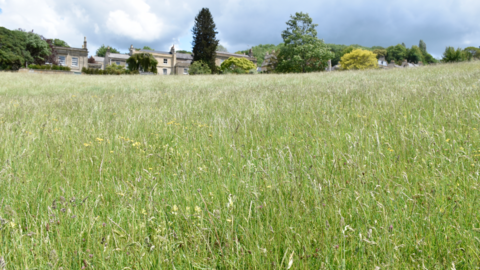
128, 45, 257, 75
54, 37, 89, 73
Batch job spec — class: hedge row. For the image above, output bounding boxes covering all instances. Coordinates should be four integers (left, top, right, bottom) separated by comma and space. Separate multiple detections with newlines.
81, 67, 139, 75
28, 64, 71, 71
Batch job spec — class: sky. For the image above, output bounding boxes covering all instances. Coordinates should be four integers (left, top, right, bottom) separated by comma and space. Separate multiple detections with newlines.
0, 0, 479, 58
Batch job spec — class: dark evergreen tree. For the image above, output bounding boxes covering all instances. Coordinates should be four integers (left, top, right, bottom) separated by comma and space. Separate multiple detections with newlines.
191, 8, 218, 73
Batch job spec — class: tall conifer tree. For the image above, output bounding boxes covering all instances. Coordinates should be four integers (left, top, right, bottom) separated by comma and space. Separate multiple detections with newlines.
191, 8, 218, 73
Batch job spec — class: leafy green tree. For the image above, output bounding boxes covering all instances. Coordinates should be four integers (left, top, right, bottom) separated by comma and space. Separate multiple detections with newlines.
0, 27, 32, 70
192, 8, 218, 73
276, 12, 334, 73
340, 49, 378, 70
407, 45, 425, 64
216, 44, 228, 52
188, 60, 211, 75
22, 31, 51, 65
135, 46, 155, 51
386, 44, 408, 64
442, 47, 466, 62
220, 57, 256, 73
53, 39, 69, 47
235, 44, 283, 66
373, 49, 387, 59
423, 52, 437, 64
96, 45, 120, 57
419, 40, 426, 52
126, 53, 158, 73
464, 47, 480, 60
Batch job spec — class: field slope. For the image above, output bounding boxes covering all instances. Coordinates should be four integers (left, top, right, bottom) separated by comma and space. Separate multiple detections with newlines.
1, 62, 480, 269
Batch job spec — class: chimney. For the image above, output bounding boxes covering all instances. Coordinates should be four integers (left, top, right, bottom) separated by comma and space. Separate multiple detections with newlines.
84, 37, 87, 50
170, 44, 175, 54
248, 48, 253, 57
106, 46, 111, 56
129, 45, 134, 56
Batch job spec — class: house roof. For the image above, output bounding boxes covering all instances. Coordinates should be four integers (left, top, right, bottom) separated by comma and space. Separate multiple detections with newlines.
216, 51, 255, 60
177, 53, 193, 60
94, 56, 104, 62
139, 49, 171, 55
108, 53, 130, 60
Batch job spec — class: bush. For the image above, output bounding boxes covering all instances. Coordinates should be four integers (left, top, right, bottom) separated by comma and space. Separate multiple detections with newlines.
189, 61, 212, 75
340, 49, 378, 70
220, 57, 256, 74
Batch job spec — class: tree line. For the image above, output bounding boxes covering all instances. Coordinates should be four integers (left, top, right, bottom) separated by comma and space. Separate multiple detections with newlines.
2, 11, 479, 73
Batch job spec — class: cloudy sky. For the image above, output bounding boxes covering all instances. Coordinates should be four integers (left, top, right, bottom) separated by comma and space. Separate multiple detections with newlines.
0, 0, 479, 58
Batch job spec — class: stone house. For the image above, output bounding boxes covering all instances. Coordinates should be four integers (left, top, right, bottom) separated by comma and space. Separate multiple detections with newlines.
128, 45, 257, 75
104, 48, 130, 69
54, 37, 89, 73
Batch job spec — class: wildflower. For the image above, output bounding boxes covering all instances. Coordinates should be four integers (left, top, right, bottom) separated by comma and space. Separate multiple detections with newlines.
83, 143, 90, 147
110, 151, 114, 153
186, 207, 190, 212
389, 225, 393, 232
172, 205, 178, 215
9, 221, 15, 228
446, 139, 450, 142
195, 206, 201, 213
96, 138, 104, 142
227, 219, 232, 223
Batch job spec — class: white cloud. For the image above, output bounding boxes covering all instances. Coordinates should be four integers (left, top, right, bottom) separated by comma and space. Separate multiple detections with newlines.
105, 0, 163, 41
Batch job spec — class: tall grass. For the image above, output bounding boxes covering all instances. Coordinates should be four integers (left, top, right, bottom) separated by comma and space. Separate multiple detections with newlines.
0, 62, 480, 269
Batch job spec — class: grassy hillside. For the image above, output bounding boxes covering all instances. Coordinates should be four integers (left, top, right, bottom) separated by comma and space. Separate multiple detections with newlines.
1, 62, 480, 268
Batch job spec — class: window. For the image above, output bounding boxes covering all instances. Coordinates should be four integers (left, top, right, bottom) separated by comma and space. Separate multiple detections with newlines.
183, 68, 188, 74
71, 57, 78, 67
163, 69, 167, 75
163, 59, 168, 64
59, 56, 66, 66
116, 61, 120, 65
220, 59, 225, 64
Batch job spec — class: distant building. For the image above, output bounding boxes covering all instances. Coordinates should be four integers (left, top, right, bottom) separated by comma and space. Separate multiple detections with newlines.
378, 56, 388, 67
104, 48, 130, 70
129, 45, 257, 75
54, 37, 89, 72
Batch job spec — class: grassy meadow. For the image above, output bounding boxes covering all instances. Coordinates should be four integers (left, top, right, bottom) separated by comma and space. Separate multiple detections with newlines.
1, 62, 480, 269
